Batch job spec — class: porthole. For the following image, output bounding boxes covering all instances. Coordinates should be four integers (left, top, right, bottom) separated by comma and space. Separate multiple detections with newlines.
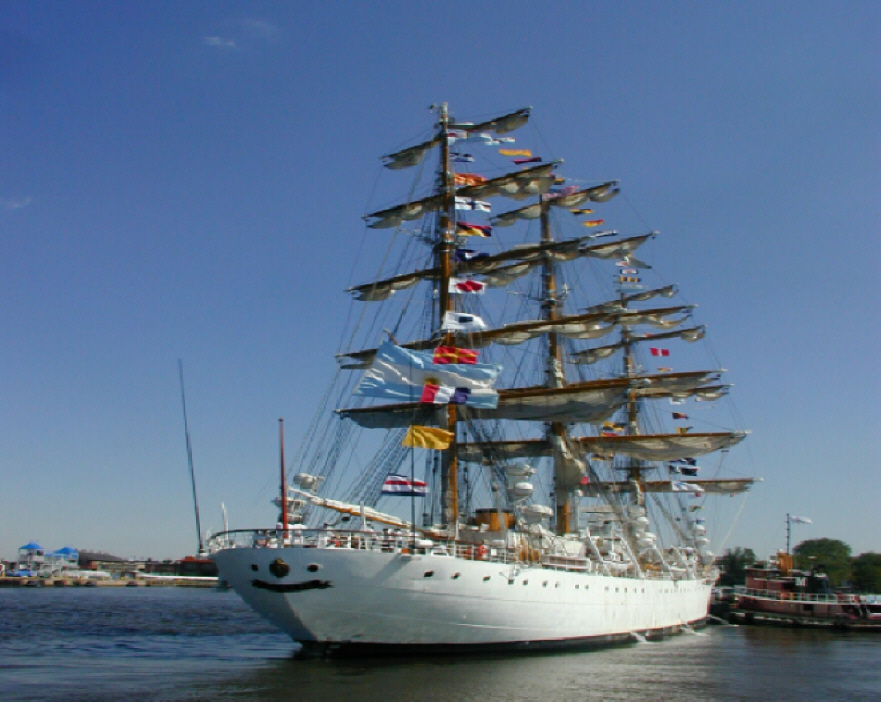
250, 564, 258, 572
452, 572, 461, 580
306, 563, 320, 573
423, 571, 434, 578
483, 575, 491, 581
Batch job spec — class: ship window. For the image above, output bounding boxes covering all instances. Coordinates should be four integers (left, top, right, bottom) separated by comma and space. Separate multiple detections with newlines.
555, 582, 560, 588
575, 584, 580, 589
306, 564, 320, 572
483, 575, 491, 581
452, 572, 460, 579
423, 570, 434, 578
543, 581, 548, 587
616, 588, 619, 593
250, 564, 258, 572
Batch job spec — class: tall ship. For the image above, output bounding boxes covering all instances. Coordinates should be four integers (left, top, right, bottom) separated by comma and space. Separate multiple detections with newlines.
211, 104, 756, 656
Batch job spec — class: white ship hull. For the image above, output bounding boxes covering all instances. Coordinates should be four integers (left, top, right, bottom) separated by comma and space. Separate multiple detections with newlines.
214, 543, 711, 654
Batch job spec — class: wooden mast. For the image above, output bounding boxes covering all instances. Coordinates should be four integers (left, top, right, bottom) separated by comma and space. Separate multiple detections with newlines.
437, 103, 459, 530
620, 295, 645, 507
539, 199, 572, 535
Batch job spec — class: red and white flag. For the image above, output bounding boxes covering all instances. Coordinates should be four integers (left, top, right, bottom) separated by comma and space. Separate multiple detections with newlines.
449, 277, 486, 294
382, 474, 428, 496
650, 348, 670, 357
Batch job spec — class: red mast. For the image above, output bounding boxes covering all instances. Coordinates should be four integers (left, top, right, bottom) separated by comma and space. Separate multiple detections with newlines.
279, 418, 288, 537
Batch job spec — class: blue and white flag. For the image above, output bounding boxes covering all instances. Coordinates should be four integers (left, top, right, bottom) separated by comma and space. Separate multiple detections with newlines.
382, 474, 428, 496
354, 341, 500, 409
455, 248, 490, 263
464, 131, 499, 145
455, 197, 491, 212
442, 311, 487, 333
672, 481, 704, 494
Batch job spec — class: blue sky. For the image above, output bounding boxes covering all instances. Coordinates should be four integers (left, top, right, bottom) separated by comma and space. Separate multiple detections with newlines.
1, 1, 878, 561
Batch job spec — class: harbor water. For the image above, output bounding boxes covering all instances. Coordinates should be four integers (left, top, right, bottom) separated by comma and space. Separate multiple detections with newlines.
0, 586, 877, 701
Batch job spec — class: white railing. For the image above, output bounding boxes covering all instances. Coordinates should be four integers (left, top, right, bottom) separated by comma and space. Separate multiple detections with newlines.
207, 528, 707, 581
734, 586, 839, 603
208, 528, 521, 565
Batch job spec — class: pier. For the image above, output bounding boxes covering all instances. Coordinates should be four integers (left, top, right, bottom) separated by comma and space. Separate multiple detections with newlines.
0, 576, 218, 588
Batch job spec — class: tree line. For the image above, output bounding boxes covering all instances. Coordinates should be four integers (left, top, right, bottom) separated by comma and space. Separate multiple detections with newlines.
717, 539, 881, 592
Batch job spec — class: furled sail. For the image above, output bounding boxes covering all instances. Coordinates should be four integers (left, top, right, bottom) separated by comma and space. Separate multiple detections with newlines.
455, 430, 747, 464
382, 136, 442, 170
544, 181, 620, 207
337, 304, 696, 368
347, 233, 656, 302
449, 107, 532, 135
490, 202, 543, 227
629, 324, 705, 342
490, 181, 621, 226
575, 432, 747, 461
570, 342, 622, 365
454, 162, 558, 201
579, 479, 756, 496
571, 325, 706, 363
365, 194, 444, 229
364, 162, 558, 229
457, 439, 549, 463
348, 269, 428, 301
582, 285, 678, 314
338, 379, 632, 429
472, 306, 696, 348
381, 107, 531, 171
636, 371, 722, 393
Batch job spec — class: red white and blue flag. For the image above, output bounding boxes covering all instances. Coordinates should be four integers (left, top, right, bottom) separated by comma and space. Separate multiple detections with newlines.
381, 474, 428, 496
420, 383, 470, 404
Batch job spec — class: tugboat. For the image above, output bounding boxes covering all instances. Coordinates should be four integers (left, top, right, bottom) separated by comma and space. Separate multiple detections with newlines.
731, 552, 881, 629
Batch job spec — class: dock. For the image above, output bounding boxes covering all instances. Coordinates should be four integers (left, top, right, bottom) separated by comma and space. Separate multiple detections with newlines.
0, 576, 218, 588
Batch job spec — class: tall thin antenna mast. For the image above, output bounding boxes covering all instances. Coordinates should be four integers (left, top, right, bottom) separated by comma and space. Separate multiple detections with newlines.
178, 360, 204, 555
279, 418, 288, 538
